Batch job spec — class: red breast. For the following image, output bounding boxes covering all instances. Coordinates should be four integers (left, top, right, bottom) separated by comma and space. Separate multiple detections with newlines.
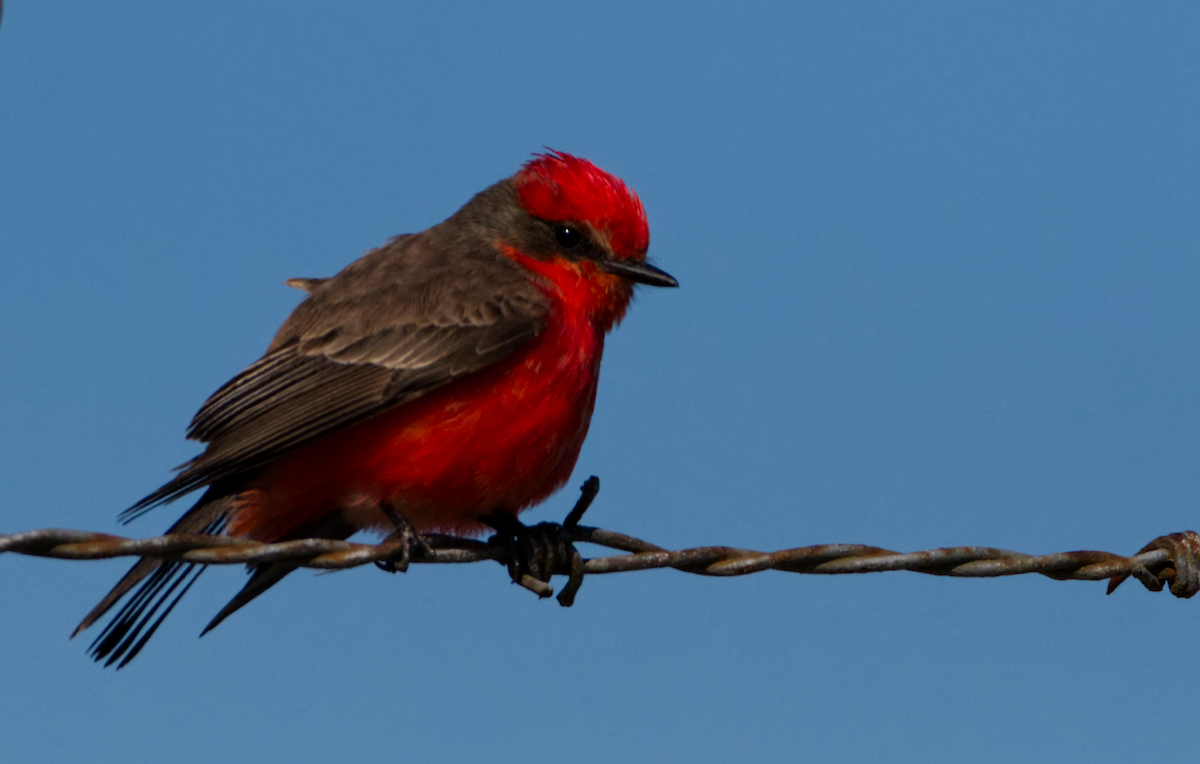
231, 253, 624, 539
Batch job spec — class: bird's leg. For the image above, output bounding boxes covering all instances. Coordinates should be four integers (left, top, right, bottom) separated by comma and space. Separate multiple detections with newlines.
483, 476, 598, 606
375, 503, 435, 573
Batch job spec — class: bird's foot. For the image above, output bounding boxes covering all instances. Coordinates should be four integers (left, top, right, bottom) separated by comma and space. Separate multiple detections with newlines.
375, 504, 435, 573
484, 476, 600, 606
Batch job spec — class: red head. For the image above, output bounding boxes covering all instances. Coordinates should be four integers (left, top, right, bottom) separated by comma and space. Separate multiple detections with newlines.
515, 151, 650, 261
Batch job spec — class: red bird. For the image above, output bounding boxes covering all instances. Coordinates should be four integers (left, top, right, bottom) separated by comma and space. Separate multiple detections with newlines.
75, 151, 677, 666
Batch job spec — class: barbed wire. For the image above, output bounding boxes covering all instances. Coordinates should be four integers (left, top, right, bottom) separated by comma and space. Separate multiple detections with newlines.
3, 486, 1197, 605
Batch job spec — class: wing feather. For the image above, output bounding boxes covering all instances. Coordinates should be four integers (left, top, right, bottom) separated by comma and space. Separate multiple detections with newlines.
122, 233, 548, 521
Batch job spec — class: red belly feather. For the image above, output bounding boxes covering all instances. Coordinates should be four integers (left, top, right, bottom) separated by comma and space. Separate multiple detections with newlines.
227, 257, 617, 541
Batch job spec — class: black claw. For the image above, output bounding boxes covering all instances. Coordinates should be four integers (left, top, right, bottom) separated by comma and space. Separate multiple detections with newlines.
375, 504, 433, 573
483, 476, 600, 605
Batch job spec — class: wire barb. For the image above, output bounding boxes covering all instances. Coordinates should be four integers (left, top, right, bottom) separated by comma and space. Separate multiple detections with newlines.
1105, 531, 1200, 598
3, 522, 1198, 602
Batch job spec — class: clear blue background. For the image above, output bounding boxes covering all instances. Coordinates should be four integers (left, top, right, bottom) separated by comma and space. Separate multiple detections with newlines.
2, 2, 1197, 761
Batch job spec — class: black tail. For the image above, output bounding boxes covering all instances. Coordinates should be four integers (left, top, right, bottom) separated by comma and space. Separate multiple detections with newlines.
75, 501, 356, 668
199, 510, 357, 635
73, 492, 234, 668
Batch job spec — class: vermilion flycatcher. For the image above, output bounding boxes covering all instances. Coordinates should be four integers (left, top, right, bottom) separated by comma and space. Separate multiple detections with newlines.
74, 151, 676, 667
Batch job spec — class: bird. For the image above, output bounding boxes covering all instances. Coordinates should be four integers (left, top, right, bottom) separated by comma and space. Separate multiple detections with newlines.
74, 150, 677, 667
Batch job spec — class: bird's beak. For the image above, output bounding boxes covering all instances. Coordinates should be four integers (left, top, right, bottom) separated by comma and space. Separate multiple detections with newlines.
599, 259, 679, 288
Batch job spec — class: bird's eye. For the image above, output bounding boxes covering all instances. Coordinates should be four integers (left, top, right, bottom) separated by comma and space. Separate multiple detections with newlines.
554, 225, 583, 249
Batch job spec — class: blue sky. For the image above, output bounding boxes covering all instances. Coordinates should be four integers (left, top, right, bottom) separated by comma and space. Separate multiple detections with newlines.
2, 2, 1198, 761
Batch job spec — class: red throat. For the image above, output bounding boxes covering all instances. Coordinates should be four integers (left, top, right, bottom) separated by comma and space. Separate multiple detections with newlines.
228, 249, 627, 542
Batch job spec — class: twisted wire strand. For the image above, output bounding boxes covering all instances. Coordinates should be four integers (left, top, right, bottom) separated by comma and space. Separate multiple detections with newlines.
2, 525, 1197, 600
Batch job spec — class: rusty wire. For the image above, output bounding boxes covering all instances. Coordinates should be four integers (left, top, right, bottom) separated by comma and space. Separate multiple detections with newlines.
2, 512, 1197, 603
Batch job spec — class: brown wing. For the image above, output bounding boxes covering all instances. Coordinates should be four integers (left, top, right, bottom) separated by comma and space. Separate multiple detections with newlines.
121, 231, 548, 521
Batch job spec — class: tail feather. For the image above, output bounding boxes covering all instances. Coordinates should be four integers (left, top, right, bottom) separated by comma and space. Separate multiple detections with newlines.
200, 561, 294, 636
76, 498, 358, 667
74, 493, 234, 667
201, 509, 356, 636
73, 555, 167, 638
91, 562, 207, 668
